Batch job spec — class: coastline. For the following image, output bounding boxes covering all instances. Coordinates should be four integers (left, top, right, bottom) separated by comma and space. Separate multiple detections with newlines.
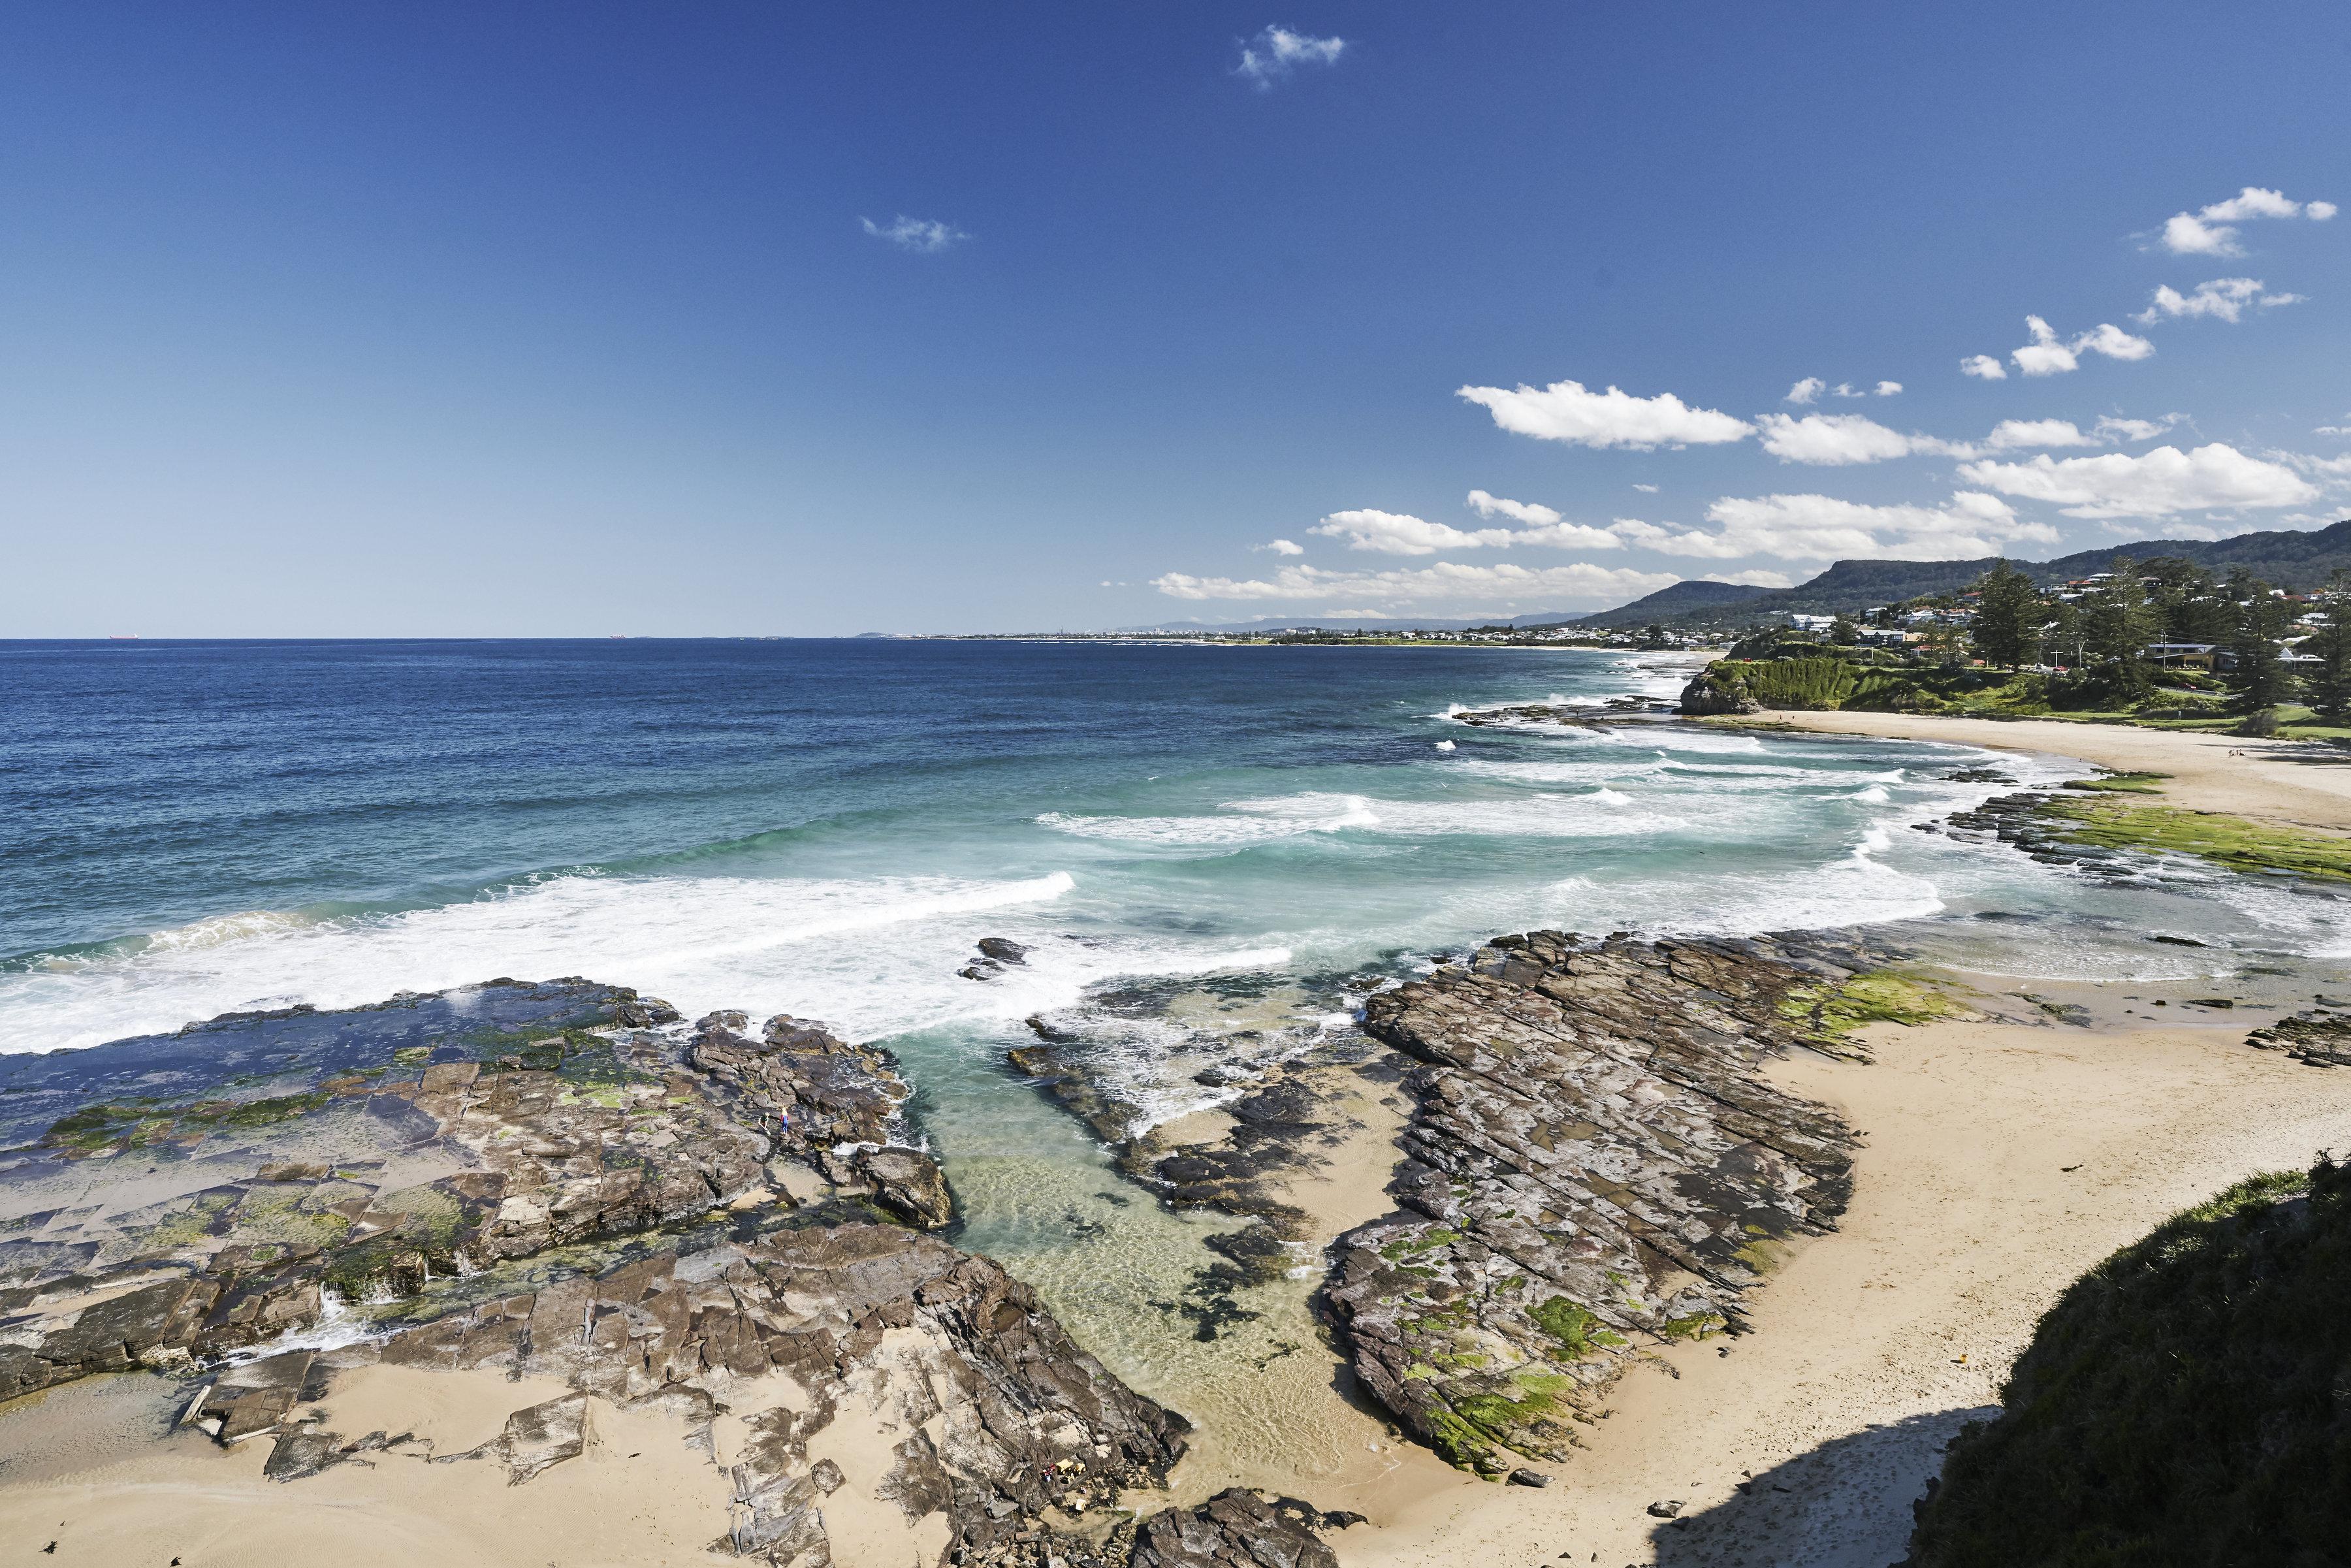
1739, 708, 2351, 833
10, 703, 2351, 1566
1140, 712, 2351, 1562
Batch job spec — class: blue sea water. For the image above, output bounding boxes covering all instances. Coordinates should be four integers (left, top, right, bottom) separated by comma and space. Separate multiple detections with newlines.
6, 637, 2346, 1453
7, 635, 2346, 1065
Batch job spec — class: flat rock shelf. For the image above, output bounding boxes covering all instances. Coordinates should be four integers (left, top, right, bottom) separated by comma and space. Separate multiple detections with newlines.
1327, 931, 1866, 1474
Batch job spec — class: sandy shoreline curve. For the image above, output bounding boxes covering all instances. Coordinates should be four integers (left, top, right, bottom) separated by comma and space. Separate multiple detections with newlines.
1745, 708, 2351, 833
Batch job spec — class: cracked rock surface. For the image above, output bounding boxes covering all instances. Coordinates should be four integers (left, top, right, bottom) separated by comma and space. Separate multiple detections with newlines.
0, 982, 1365, 1567
1324, 930, 1862, 1474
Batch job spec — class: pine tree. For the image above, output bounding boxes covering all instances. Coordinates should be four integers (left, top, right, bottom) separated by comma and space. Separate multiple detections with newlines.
2307, 571, 2351, 726
2226, 579, 2294, 716
2081, 558, 2160, 702
1970, 560, 2041, 669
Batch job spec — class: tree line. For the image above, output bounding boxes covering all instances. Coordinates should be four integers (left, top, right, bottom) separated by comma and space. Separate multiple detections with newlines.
1960, 557, 2351, 727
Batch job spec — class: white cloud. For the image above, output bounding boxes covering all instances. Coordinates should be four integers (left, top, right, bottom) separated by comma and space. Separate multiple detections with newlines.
860, 215, 969, 252
1714, 568, 1799, 588
1982, 418, 2099, 451
2158, 187, 2337, 255
1261, 537, 1305, 556
1956, 441, 2318, 519
1754, 413, 1994, 465
1457, 377, 1753, 450
1309, 502, 1619, 556
1310, 509, 1499, 555
1746, 411, 2192, 466
2094, 414, 2183, 443
1831, 382, 1864, 399
1960, 355, 2008, 381
1610, 490, 2052, 562
1234, 25, 1345, 89
1151, 560, 1675, 609
1631, 483, 1659, 493
2006, 315, 2153, 376
2135, 276, 2306, 324
1465, 489, 1560, 526
1757, 413, 1936, 466
1875, 381, 1903, 397
1785, 377, 1825, 405
2273, 451, 2351, 481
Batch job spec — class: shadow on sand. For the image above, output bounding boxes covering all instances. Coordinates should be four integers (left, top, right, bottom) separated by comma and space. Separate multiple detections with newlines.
1644, 1408, 1993, 1568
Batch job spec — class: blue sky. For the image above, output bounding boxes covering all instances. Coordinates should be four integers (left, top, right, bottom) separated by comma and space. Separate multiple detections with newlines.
4, 2, 2346, 635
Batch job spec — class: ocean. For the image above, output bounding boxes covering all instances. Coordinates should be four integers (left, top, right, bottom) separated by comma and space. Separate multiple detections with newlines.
5, 636, 2344, 1465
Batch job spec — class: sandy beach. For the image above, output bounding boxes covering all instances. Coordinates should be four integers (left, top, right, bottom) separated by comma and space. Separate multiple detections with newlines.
1282, 710, 2351, 1563
1750, 709, 2351, 833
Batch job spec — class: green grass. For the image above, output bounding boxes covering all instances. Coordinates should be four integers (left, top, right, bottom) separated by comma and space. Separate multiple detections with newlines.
2041, 797, 2351, 882
1905, 1159, 2351, 1567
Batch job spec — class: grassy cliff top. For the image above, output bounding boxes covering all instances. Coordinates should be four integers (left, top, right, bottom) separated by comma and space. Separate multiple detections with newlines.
1904, 1157, 2351, 1567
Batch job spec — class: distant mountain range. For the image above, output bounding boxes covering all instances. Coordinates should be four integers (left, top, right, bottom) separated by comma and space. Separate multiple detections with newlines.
1648, 517, 2351, 629
1104, 517, 2351, 637
1565, 579, 1772, 629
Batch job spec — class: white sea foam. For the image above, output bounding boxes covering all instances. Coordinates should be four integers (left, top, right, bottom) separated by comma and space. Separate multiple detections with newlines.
1039, 791, 1684, 846
0, 870, 1199, 1055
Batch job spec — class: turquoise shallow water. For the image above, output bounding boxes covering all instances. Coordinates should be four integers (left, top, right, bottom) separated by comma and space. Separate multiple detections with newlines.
7, 637, 2347, 1460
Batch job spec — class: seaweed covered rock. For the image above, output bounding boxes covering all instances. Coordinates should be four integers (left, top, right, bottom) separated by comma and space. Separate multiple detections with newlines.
1902, 1158, 2351, 1568
1326, 931, 1862, 1473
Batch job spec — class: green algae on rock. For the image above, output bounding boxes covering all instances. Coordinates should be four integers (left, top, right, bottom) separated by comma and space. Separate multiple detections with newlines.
1778, 970, 1968, 1058
1326, 931, 1868, 1475
2039, 795, 2351, 882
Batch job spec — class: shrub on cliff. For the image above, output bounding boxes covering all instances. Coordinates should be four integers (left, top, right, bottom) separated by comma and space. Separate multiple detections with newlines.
1710, 656, 1861, 710
1903, 1157, 2351, 1568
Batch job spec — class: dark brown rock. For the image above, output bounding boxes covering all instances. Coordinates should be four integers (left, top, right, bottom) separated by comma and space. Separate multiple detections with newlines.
1130, 1488, 1355, 1568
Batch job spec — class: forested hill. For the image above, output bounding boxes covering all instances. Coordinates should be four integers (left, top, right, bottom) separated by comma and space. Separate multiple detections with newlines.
1567, 579, 1771, 629
1658, 517, 2351, 628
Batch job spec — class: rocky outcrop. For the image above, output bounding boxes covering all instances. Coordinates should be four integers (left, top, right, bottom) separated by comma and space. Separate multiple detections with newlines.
1324, 931, 1861, 1473
195, 1221, 1188, 1565
2247, 1005, 2351, 1066
1130, 1488, 1361, 1568
688, 1008, 955, 1228
1676, 667, 1759, 716
1451, 698, 1667, 728
0, 980, 956, 1406
0, 980, 1310, 1567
